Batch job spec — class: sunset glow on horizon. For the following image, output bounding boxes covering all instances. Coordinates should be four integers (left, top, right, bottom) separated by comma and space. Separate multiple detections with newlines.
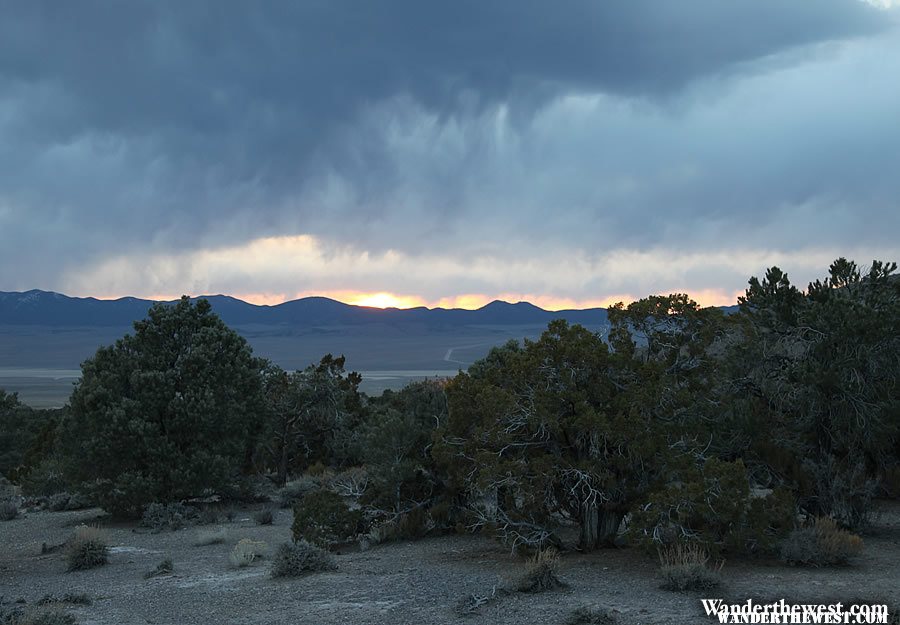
91, 288, 744, 311
8, 2, 897, 314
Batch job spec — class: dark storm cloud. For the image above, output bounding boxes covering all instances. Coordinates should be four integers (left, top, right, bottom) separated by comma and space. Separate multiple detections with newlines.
0, 0, 895, 298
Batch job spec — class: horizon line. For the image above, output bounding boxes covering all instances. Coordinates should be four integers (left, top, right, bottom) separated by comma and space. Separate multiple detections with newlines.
1, 287, 742, 312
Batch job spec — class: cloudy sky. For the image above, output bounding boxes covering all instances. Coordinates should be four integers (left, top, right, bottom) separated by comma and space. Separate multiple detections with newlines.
1, 1, 898, 310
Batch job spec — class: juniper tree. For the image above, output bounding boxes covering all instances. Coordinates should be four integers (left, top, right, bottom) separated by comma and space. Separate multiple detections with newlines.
436, 320, 667, 551
262, 355, 363, 484
736, 258, 900, 527
357, 379, 449, 518
0, 390, 63, 481
60, 297, 266, 516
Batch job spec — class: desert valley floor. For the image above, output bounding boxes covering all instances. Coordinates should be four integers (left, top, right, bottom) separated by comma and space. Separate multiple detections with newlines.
2, 502, 898, 625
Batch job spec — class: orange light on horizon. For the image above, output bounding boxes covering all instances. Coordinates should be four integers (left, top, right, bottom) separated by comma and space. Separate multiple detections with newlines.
87, 288, 742, 310
342, 292, 429, 309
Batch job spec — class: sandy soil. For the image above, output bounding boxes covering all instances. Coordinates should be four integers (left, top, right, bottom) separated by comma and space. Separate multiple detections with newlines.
1, 502, 898, 625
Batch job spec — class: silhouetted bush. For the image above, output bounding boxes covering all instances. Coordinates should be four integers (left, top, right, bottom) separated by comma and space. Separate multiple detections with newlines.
291, 490, 361, 548
270, 540, 336, 578
141, 502, 199, 532
629, 459, 795, 557
58, 298, 267, 518
514, 548, 565, 593
779, 517, 863, 567
229, 539, 267, 567
66, 525, 108, 571
18, 457, 68, 498
658, 543, 723, 592
277, 477, 321, 508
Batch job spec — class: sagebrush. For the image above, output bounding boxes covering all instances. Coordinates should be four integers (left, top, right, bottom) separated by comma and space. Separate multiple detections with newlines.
141, 502, 199, 532
779, 517, 863, 566
229, 538, 267, 567
270, 540, 336, 578
658, 543, 723, 591
291, 490, 361, 548
515, 548, 566, 593
66, 525, 108, 571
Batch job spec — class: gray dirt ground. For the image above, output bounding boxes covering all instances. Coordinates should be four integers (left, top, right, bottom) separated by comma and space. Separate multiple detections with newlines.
1, 502, 898, 625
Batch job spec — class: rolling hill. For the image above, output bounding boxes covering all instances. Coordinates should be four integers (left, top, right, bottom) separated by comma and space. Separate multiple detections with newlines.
0, 290, 608, 328
0, 290, 611, 407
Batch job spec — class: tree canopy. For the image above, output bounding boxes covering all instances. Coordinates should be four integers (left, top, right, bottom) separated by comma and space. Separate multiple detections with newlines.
59, 297, 267, 516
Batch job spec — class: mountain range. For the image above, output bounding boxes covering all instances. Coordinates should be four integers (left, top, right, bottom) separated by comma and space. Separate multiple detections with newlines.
0, 290, 609, 328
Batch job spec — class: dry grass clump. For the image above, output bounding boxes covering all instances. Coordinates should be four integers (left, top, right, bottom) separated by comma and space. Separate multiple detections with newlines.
658, 543, 723, 592
270, 540, 337, 578
514, 548, 566, 593
194, 528, 227, 546
229, 538, 267, 568
779, 516, 863, 567
65, 525, 109, 572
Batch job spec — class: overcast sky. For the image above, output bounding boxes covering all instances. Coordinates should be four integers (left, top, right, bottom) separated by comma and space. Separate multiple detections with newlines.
1, 1, 898, 309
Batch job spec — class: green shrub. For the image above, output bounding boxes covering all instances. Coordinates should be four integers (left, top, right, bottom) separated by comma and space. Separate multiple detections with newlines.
436, 322, 661, 551
47, 493, 70, 512
18, 457, 69, 498
658, 543, 723, 592
270, 540, 337, 578
291, 490, 361, 548
66, 525, 108, 571
141, 502, 199, 532
253, 508, 274, 526
0, 390, 60, 481
277, 477, 321, 508
144, 557, 173, 579
0, 500, 18, 521
514, 548, 565, 593
58, 298, 267, 518
779, 517, 863, 567
229, 538, 267, 567
629, 459, 795, 557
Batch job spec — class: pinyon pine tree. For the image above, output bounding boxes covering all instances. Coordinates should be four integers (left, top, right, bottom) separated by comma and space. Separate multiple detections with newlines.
436, 320, 666, 551
60, 297, 266, 516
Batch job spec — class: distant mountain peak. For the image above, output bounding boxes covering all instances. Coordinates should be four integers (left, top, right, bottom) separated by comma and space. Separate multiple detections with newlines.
480, 299, 540, 309
0, 289, 609, 328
